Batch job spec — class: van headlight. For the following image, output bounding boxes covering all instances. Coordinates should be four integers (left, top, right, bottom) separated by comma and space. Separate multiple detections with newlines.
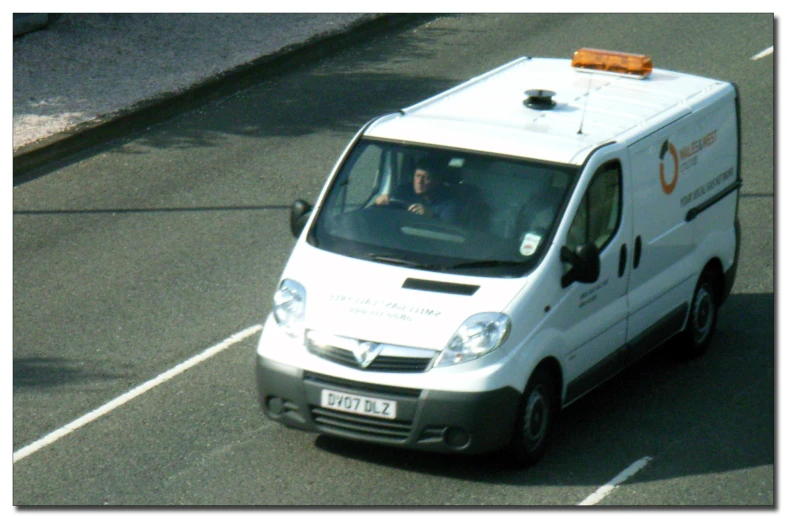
433, 312, 511, 368
273, 279, 306, 340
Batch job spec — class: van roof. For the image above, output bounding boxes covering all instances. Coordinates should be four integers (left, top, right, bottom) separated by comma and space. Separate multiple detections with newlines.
364, 57, 730, 165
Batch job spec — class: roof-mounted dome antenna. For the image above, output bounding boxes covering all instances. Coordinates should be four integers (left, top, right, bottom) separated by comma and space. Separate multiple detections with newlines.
524, 89, 556, 110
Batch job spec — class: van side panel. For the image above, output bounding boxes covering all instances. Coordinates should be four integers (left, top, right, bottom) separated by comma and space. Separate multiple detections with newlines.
625, 86, 738, 346
626, 121, 694, 345
687, 91, 740, 279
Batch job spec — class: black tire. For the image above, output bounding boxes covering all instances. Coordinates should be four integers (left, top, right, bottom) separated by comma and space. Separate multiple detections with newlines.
505, 367, 558, 468
675, 272, 718, 360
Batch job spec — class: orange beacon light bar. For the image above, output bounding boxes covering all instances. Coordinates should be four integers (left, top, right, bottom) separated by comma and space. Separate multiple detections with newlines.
571, 48, 653, 78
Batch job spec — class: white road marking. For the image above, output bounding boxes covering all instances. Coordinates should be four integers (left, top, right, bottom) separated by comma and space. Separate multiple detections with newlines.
751, 46, 773, 60
13, 324, 263, 463
578, 456, 653, 506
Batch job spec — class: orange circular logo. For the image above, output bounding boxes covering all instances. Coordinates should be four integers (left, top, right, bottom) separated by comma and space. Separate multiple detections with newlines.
659, 140, 679, 194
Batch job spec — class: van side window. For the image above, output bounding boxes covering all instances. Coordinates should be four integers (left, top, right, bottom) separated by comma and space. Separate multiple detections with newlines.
566, 162, 622, 252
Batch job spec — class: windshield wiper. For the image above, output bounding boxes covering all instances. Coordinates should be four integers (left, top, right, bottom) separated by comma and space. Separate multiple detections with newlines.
366, 253, 438, 270
367, 254, 525, 272
444, 259, 527, 270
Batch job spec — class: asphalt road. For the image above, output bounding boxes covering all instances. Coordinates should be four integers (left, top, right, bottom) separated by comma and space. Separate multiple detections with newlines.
13, 13, 774, 506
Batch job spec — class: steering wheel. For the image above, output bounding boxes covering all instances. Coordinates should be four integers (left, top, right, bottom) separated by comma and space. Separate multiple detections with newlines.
385, 197, 410, 210
366, 196, 410, 210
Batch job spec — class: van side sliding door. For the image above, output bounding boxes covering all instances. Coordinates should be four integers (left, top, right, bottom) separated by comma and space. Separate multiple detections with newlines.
625, 119, 697, 362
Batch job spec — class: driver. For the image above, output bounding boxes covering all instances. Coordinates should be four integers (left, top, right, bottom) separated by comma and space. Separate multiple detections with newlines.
374, 158, 457, 222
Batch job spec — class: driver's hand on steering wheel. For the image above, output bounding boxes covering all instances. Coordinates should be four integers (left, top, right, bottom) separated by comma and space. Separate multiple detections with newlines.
408, 203, 432, 217
374, 193, 390, 206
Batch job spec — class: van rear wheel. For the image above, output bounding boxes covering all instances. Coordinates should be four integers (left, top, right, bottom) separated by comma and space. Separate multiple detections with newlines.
505, 368, 557, 468
675, 272, 718, 359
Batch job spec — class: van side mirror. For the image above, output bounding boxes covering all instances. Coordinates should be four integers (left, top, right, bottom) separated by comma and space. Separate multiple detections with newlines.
290, 199, 313, 238
560, 242, 600, 288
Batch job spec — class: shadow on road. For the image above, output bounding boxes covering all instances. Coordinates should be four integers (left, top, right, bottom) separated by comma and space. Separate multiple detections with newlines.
13, 356, 128, 389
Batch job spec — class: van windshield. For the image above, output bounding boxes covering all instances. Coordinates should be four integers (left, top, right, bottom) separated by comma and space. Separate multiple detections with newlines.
308, 139, 578, 277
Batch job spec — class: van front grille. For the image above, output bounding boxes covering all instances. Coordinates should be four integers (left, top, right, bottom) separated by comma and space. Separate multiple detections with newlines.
307, 343, 432, 372
305, 330, 435, 373
310, 406, 413, 441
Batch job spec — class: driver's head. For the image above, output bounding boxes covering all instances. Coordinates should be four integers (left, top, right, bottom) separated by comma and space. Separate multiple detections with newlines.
413, 158, 440, 196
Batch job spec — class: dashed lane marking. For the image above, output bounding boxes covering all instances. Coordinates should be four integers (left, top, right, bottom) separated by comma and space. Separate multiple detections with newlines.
751, 46, 773, 60
578, 456, 654, 506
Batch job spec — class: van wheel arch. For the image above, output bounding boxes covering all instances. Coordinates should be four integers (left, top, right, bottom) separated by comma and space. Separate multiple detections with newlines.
674, 262, 723, 360
703, 258, 726, 305
504, 359, 562, 468
535, 357, 563, 405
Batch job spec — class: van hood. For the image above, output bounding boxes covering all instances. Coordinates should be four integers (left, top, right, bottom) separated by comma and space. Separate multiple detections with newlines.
281, 244, 527, 351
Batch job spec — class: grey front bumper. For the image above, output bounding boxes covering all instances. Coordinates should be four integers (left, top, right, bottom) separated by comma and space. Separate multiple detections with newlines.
255, 355, 521, 454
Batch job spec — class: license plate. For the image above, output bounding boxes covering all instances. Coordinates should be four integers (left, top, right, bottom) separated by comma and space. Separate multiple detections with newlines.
320, 389, 397, 420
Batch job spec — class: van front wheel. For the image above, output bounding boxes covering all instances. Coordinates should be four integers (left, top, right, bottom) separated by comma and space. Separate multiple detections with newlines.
505, 368, 556, 468
676, 272, 718, 359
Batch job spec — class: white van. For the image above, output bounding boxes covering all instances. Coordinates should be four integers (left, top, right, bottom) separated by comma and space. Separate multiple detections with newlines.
255, 48, 741, 467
